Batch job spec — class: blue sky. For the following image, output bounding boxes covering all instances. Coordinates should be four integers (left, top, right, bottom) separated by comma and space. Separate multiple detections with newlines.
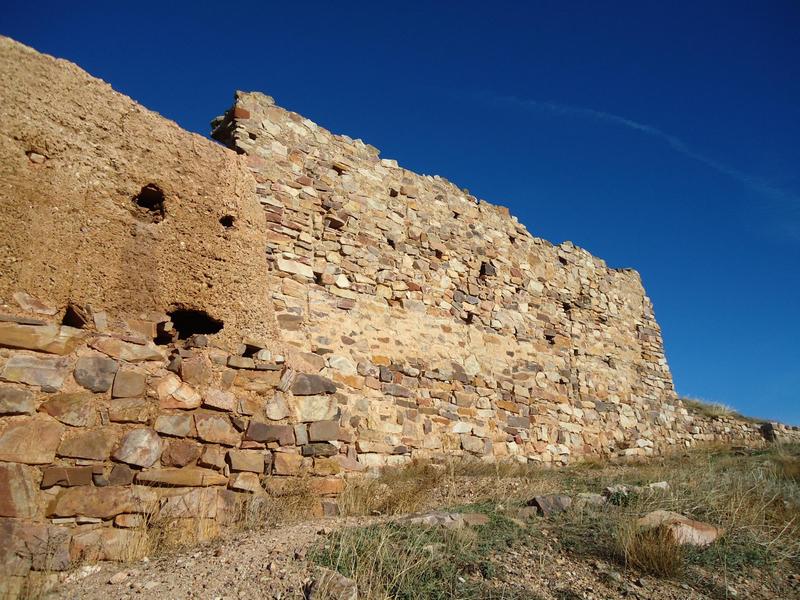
3, 1, 799, 423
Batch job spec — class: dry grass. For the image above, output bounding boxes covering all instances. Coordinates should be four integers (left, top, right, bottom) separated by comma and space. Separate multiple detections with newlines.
337, 457, 573, 517
679, 397, 765, 425
312, 507, 536, 599
332, 443, 800, 593
132, 478, 319, 558
337, 460, 442, 516
548, 444, 800, 577
615, 521, 683, 576
773, 448, 800, 482
18, 571, 59, 600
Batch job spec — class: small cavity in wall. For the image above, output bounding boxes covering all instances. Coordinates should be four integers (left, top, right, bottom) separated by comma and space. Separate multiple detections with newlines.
131, 184, 166, 223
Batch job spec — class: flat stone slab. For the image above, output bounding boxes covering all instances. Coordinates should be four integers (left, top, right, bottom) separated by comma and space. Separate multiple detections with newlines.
136, 467, 228, 487
0, 416, 64, 464
397, 511, 490, 530
637, 510, 723, 547
527, 494, 572, 516
0, 462, 39, 518
57, 428, 117, 461
42, 391, 97, 426
291, 373, 336, 395
0, 322, 85, 355
0, 387, 35, 415
74, 354, 119, 392
91, 337, 165, 362
1, 354, 69, 391
47, 486, 157, 518
112, 370, 146, 398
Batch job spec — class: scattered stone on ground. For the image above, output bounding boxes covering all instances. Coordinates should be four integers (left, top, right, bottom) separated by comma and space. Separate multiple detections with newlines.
637, 510, 723, 547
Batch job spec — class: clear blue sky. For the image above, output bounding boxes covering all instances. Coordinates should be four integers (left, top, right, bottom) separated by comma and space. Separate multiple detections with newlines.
3, 1, 799, 423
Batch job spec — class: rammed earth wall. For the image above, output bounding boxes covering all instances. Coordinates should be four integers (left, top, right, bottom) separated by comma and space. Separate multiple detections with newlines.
1, 37, 797, 589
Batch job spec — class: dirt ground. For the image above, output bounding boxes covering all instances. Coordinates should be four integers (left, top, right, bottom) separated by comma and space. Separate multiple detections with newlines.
45, 511, 798, 600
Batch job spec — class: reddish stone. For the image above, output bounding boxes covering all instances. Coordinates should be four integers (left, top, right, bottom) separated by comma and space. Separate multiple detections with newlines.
0, 322, 84, 355
108, 397, 150, 423
158, 488, 221, 519
57, 428, 117, 460
108, 464, 135, 486
90, 337, 164, 362
40, 466, 93, 488
0, 416, 64, 464
135, 467, 228, 487
198, 446, 226, 470
114, 513, 144, 528
180, 354, 212, 385
245, 421, 294, 445
42, 391, 97, 426
112, 370, 146, 398
309, 477, 345, 495
227, 449, 264, 473
233, 106, 251, 119
228, 472, 262, 493
162, 439, 202, 467
308, 420, 340, 442
47, 486, 157, 518
272, 452, 303, 475
203, 388, 236, 412
194, 413, 240, 446
70, 528, 146, 562
0, 463, 39, 518
0, 520, 71, 574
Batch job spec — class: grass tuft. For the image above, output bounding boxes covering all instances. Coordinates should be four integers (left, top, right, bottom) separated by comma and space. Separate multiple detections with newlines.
337, 460, 441, 516
616, 521, 684, 577
681, 396, 739, 419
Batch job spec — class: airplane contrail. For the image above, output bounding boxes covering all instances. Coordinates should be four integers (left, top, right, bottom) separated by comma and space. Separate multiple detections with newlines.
484, 93, 799, 233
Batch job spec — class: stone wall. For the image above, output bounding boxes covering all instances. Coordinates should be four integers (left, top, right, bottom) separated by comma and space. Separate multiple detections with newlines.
1, 38, 797, 590
210, 90, 688, 464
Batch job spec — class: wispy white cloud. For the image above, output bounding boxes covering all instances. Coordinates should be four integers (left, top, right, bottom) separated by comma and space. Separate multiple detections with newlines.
483, 93, 800, 241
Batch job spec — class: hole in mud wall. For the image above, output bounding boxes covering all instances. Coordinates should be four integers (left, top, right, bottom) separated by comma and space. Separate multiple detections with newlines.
219, 215, 235, 228
167, 308, 224, 339
133, 184, 166, 223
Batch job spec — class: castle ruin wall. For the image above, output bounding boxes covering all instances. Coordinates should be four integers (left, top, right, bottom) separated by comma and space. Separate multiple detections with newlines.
0, 38, 795, 588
